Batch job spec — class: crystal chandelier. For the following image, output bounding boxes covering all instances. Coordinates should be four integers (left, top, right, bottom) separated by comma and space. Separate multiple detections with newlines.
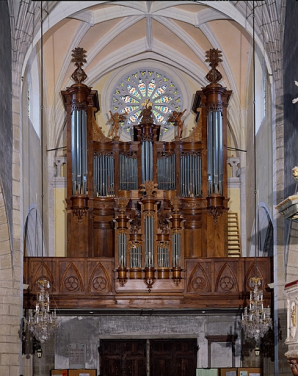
26, 2, 58, 345
241, 276, 272, 342
28, 279, 57, 343
241, 2, 272, 345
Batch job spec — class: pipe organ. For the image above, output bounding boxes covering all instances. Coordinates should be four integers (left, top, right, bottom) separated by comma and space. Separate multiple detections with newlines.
62, 47, 232, 292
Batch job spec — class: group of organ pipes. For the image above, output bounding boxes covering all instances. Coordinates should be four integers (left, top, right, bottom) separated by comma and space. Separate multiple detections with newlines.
62, 47, 232, 292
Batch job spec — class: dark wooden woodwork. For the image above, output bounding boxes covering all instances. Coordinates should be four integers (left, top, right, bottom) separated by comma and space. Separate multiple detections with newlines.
38, 49, 274, 314
100, 340, 146, 376
62, 83, 99, 257
61, 48, 233, 264
100, 339, 196, 376
150, 339, 197, 376
23, 256, 273, 310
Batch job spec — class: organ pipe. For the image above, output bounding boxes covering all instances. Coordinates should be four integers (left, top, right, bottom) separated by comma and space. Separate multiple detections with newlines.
180, 154, 202, 197
141, 141, 153, 183
157, 154, 175, 191
93, 154, 115, 197
172, 232, 181, 267
130, 246, 142, 268
119, 154, 138, 190
71, 109, 88, 195
118, 232, 127, 267
157, 245, 169, 268
207, 111, 223, 195
145, 215, 154, 267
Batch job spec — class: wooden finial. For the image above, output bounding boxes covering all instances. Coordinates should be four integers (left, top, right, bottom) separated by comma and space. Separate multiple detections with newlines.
205, 48, 223, 84
71, 47, 88, 84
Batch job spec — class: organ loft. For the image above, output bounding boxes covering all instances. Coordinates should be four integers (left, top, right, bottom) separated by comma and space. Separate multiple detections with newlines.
24, 47, 272, 310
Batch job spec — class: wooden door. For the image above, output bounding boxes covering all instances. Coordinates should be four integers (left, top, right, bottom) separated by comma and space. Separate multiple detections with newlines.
150, 339, 197, 376
100, 339, 146, 376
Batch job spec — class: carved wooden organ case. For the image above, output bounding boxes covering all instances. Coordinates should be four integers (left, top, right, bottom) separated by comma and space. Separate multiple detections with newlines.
62, 48, 232, 293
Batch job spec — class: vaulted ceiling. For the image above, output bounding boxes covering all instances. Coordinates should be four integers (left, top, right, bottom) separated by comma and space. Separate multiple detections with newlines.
19, 1, 282, 152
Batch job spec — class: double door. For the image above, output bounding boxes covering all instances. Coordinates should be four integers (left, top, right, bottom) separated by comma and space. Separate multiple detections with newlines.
100, 338, 197, 376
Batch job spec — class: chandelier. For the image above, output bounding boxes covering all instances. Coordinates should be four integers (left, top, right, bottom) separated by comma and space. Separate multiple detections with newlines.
28, 279, 57, 343
241, 277, 272, 342
25, 1, 58, 345
241, 3, 272, 344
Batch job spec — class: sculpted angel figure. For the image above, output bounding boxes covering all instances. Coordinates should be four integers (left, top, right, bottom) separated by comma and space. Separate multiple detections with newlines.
108, 111, 127, 139
168, 109, 187, 138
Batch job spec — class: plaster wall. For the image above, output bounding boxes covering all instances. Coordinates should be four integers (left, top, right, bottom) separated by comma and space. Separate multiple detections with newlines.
54, 188, 67, 257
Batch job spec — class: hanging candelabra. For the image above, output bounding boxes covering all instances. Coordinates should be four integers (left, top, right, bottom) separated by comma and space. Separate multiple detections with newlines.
26, 1, 57, 344
241, 277, 272, 342
241, 3, 272, 345
28, 279, 57, 343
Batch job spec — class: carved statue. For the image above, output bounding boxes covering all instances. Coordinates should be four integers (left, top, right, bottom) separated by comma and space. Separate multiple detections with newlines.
168, 109, 187, 138
293, 81, 298, 104
288, 358, 298, 376
293, 166, 298, 182
108, 111, 127, 139
292, 304, 297, 327
139, 100, 153, 124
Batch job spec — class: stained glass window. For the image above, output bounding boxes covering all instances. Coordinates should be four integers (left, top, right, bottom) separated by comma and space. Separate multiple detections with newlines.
111, 69, 183, 140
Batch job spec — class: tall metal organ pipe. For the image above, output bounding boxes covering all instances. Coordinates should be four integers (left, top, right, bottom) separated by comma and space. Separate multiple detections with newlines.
71, 109, 88, 195
141, 141, 153, 183
207, 111, 223, 195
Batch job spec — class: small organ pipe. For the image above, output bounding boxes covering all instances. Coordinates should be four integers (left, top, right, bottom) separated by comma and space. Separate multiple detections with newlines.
111, 156, 115, 196
130, 246, 141, 268
93, 155, 115, 197
172, 155, 175, 190
172, 233, 181, 267
118, 233, 127, 267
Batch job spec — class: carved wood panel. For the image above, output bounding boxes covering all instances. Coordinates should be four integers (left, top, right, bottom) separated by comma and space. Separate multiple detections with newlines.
23, 257, 272, 310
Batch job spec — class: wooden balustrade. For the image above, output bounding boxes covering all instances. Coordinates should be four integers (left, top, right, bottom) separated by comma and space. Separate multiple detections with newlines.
23, 256, 273, 310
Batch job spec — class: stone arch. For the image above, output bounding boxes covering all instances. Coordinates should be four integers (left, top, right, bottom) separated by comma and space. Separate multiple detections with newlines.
258, 203, 274, 257
24, 204, 46, 257
248, 202, 273, 258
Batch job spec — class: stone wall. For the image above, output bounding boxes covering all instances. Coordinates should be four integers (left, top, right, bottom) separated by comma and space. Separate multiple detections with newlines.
51, 314, 244, 374
0, 0, 12, 243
